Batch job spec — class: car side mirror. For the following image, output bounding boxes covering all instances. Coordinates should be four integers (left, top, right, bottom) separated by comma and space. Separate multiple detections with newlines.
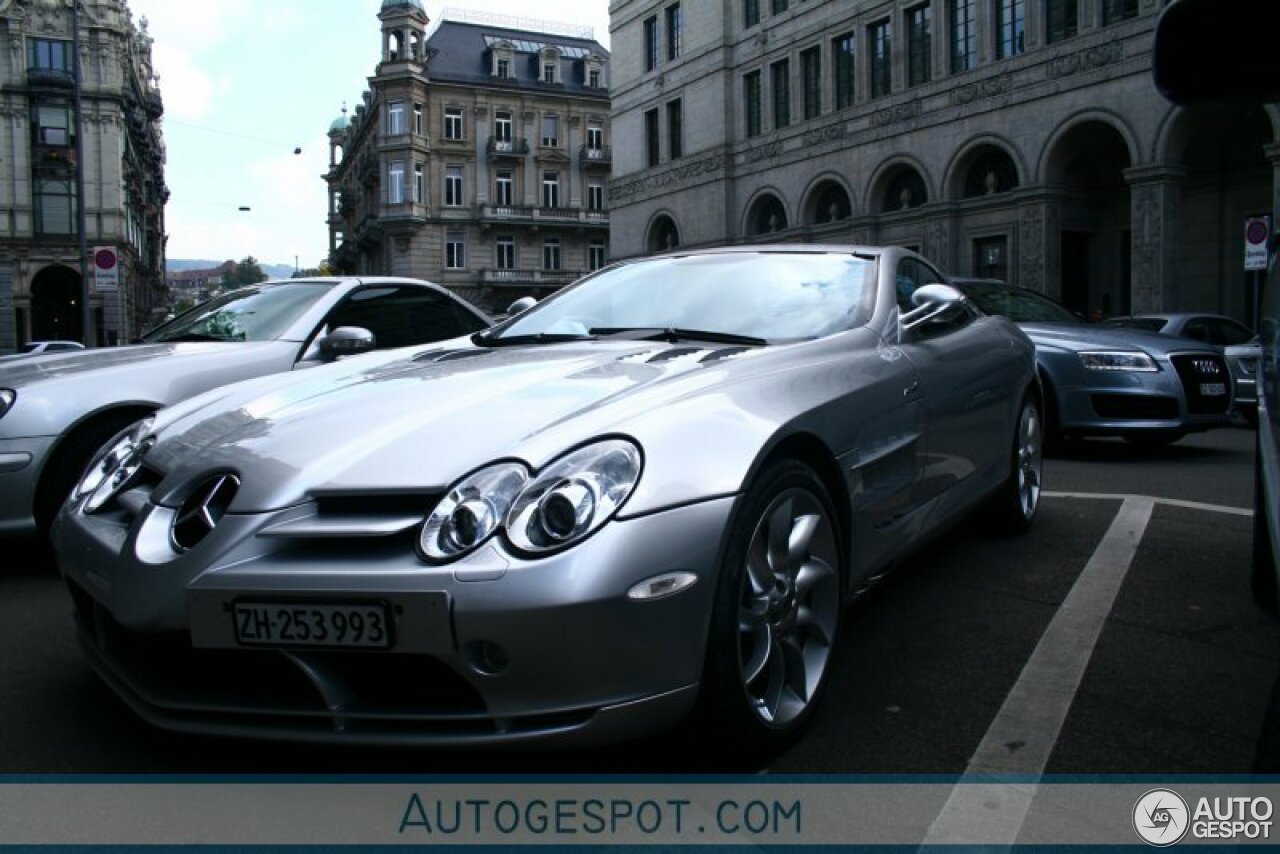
319, 326, 376, 360
506, 296, 537, 317
900, 284, 967, 332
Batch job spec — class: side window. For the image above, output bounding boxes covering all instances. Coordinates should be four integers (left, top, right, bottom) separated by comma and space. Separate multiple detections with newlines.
1182, 319, 1210, 342
895, 258, 922, 312
324, 286, 485, 349
1211, 318, 1254, 345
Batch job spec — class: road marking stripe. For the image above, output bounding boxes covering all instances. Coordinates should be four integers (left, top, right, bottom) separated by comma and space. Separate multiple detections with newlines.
1043, 490, 1251, 517
923, 496, 1155, 845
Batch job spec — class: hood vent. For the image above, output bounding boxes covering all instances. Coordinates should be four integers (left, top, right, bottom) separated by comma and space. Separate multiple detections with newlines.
171, 473, 240, 552
645, 347, 705, 364
700, 346, 751, 363
416, 349, 489, 364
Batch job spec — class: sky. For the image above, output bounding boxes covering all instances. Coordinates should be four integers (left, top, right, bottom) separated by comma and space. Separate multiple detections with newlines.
127, 0, 612, 271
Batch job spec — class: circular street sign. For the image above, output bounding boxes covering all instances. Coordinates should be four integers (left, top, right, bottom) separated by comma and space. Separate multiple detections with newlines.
94, 248, 117, 270
1247, 218, 1270, 246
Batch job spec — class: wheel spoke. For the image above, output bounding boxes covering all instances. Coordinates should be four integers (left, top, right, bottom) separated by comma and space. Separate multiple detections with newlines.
757, 634, 786, 721
746, 535, 774, 596
785, 513, 821, 577
765, 497, 793, 574
795, 603, 834, 649
740, 623, 773, 686
795, 557, 836, 598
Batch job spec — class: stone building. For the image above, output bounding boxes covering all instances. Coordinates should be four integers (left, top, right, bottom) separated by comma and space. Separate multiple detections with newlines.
608, 0, 1277, 322
0, 0, 167, 352
326, 1, 612, 313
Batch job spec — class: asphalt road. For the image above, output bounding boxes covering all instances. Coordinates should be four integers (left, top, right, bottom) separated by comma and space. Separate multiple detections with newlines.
1, 425, 1273, 775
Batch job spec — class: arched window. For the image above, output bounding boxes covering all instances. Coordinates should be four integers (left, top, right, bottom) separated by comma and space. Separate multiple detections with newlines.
883, 168, 927, 212
963, 148, 1019, 197
648, 215, 680, 252
747, 194, 788, 235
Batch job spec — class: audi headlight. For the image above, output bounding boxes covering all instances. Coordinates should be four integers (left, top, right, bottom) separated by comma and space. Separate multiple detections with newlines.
506, 439, 643, 554
74, 417, 155, 513
1079, 351, 1159, 372
0, 389, 14, 418
419, 462, 528, 562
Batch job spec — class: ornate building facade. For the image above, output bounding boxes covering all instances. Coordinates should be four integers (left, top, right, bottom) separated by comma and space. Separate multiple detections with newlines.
608, 0, 1278, 322
0, 0, 167, 352
326, 1, 611, 313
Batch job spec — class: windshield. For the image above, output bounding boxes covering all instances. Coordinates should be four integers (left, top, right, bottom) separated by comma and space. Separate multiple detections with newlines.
143, 284, 332, 343
957, 281, 1079, 323
493, 251, 877, 342
1102, 317, 1168, 333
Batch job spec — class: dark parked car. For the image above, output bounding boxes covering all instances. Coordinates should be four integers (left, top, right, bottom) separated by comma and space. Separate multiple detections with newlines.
952, 278, 1232, 447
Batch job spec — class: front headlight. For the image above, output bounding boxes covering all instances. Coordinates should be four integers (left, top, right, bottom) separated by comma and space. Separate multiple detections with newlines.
74, 417, 155, 513
418, 462, 528, 562
506, 439, 643, 554
1079, 351, 1159, 372
0, 389, 14, 419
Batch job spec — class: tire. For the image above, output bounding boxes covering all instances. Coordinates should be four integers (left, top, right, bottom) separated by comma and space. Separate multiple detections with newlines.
697, 459, 843, 756
1252, 444, 1278, 614
33, 410, 151, 535
985, 392, 1043, 535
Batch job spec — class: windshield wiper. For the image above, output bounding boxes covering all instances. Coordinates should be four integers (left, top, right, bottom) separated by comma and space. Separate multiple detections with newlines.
147, 333, 238, 343
473, 331, 597, 347
590, 327, 767, 346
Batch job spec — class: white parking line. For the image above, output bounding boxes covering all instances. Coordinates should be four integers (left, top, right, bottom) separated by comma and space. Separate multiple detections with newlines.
1043, 490, 1252, 517
923, 496, 1156, 845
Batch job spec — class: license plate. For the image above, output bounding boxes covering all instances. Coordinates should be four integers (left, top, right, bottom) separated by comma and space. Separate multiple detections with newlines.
232, 601, 392, 649
1199, 383, 1226, 396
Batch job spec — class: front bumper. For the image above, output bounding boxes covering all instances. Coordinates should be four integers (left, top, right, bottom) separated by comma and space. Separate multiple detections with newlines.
1048, 351, 1231, 437
54, 491, 735, 747
0, 436, 56, 536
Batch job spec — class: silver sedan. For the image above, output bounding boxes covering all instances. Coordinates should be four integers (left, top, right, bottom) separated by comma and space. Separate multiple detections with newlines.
0, 278, 489, 536
54, 246, 1040, 751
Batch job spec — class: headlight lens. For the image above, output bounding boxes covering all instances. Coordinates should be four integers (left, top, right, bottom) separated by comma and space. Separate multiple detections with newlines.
1079, 351, 1159, 372
74, 417, 155, 513
0, 389, 14, 419
506, 439, 642, 554
418, 462, 528, 562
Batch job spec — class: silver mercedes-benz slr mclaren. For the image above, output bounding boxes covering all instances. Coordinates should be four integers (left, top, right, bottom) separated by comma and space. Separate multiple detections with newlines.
54, 245, 1041, 751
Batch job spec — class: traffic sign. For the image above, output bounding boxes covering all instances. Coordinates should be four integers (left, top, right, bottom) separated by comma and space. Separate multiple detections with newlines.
93, 245, 119, 292
1245, 215, 1271, 271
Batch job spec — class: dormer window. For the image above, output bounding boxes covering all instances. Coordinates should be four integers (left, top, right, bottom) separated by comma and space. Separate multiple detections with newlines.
584, 53, 605, 88
490, 40, 515, 78
540, 47, 562, 84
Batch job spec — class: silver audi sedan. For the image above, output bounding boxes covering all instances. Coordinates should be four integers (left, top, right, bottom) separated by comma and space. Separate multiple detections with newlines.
952, 279, 1233, 447
54, 246, 1040, 751
0, 278, 490, 536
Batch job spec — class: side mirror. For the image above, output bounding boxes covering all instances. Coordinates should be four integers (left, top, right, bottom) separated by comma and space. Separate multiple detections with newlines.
900, 284, 967, 332
319, 326, 376, 359
506, 296, 537, 317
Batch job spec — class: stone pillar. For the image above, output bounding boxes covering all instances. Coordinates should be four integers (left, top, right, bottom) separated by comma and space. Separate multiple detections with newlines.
0, 258, 14, 354
1266, 142, 1280, 226
1018, 200, 1056, 296
1125, 165, 1186, 313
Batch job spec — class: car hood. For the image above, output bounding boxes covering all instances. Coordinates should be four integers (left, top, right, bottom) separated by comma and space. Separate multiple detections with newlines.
147, 339, 780, 512
1017, 322, 1216, 355
0, 341, 292, 388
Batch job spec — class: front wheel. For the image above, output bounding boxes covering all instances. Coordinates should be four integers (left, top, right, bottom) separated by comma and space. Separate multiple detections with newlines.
698, 460, 843, 754
985, 393, 1043, 535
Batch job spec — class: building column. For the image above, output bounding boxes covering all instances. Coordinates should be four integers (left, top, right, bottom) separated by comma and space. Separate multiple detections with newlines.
1267, 142, 1280, 226
1125, 165, 1186, 313
1018, 199, 1058, 297
0, 257, 14, 354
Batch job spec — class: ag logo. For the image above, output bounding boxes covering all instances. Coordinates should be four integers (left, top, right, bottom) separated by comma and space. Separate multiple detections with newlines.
1134, 789, 1190, 846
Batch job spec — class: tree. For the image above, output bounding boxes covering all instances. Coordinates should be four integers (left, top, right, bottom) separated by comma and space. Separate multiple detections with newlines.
220, 256, 268, 290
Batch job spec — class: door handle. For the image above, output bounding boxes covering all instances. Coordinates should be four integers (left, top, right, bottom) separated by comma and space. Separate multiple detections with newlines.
903, 380, 919, 397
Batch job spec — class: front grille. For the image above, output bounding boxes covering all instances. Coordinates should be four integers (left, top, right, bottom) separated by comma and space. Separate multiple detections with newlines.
1170, 354, 1232, 415
1091, 394, 1179, 420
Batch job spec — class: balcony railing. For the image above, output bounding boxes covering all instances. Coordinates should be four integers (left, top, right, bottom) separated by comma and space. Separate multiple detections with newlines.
479, 269, 584, 286
580, 145, 612, 164
26, 66, 74, 89
487, 137, 530, 157
478, 205, 609, 226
